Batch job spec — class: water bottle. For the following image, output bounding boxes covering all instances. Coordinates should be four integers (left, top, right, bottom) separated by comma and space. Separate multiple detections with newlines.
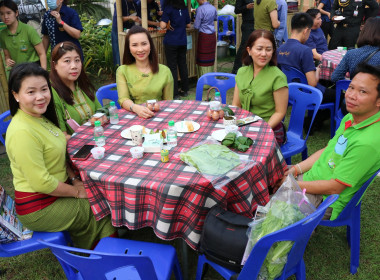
166, 120, 177, 148
94, 121, 106, 147
214, 92, 222, 103
109, 101, 119, 124
342, 47, 347, 56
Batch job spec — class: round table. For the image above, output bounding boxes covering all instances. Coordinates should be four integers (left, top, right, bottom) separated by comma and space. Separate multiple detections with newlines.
67, 100, 286, 250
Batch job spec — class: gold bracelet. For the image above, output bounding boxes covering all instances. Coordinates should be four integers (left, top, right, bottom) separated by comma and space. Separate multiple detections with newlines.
296, 164, 303, 175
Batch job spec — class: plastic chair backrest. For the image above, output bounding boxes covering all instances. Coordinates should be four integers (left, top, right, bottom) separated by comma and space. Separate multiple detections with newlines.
335, 79, 351, 116
281, 65, 308, 85
195, 72, 236, 104
38, 239, 160, 280
238, 194, 339, 279
287, 83, 323, 140
217, 15, 235, 34
95, 83, 121, 109
323, 169, 380, 225
0, 110, 11, 146
0, 231, 69, 257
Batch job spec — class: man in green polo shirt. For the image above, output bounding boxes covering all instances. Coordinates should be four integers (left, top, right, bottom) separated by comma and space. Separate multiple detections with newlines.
286, 63, 380, 220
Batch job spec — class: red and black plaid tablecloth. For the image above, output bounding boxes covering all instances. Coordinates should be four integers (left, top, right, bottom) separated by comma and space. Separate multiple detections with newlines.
320, 49, 346, 81
67, 100, 287, 250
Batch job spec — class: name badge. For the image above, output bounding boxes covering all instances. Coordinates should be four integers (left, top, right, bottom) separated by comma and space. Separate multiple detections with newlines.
353, 10, 358, 16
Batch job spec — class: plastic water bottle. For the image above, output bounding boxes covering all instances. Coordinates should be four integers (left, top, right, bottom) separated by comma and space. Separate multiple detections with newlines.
342, 47, 347, 56
166, 120, 177, 148
214, 92, 222, 103
94, 121, 105, 147
109, 101, 119, 124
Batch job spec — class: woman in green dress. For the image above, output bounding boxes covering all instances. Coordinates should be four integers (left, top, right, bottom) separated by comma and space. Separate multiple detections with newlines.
116, 25, 174, 119
232, 30, 288, 145
50, 41, 101, 139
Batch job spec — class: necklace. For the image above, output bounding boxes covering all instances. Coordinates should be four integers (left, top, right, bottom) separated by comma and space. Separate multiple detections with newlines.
137, 64, 151, 77
40, 119, 60, 137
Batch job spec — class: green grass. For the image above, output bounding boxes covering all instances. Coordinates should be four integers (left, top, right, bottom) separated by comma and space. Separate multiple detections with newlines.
1, 56, 380, 279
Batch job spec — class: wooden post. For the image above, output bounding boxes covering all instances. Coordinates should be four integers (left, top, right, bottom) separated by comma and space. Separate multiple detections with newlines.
141, 0, 148, 29
116, 0, 124, 61
214, 0, 218, 72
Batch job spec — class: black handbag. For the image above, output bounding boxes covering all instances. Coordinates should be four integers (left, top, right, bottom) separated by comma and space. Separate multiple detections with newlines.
199, 206, 252, 271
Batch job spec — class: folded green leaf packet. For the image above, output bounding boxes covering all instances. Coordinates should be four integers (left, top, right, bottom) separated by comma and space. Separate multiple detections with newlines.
222, 133, 254, 152
180, 143, 241, 176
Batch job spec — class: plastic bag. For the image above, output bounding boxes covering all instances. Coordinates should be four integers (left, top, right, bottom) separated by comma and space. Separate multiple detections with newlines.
241, 175, 316, 279
218, 5, 235, 15
178, 139, 256, 190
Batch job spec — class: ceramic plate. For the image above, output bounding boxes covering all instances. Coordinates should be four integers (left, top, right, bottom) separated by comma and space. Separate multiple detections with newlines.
334, 16, 345, 21
211, 129, 242, 142
174, 121, 200, 133
121, 125, 151, 139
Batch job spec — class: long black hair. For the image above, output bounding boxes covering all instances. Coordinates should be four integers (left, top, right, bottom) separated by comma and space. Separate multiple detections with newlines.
8, 63, 59, 127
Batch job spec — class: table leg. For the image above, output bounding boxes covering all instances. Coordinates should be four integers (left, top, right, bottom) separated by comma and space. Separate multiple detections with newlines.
181, 239, 189, 280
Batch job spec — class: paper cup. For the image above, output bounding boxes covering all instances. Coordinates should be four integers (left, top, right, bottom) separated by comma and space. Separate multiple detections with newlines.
130, 146, 144, 159
223, 116, 236, 127
130, 125, 143, 145
225, 125, 239, 135
91, 147, 105, 159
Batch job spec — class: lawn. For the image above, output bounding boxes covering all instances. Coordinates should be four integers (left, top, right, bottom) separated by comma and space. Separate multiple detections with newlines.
1, 56, 380, 279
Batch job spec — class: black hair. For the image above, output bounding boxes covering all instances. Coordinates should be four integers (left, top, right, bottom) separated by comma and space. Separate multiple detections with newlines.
352, 63, 380, 98
0, 0, 18, 13
165, 0, 186, 9
242, 29, 277, 66
356, 17, 380, 48
306, 8, 321, 19
8, 63, 59, 127
50, 41, 96, 105
122, 25, 159, 73
291, 12, 313, 32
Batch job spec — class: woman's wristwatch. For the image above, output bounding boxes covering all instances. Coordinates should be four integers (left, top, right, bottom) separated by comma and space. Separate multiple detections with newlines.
69, 176, 80, 184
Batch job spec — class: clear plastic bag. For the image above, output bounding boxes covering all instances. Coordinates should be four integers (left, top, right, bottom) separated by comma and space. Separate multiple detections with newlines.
241, 175, 316, 279
177, 139, 256, 190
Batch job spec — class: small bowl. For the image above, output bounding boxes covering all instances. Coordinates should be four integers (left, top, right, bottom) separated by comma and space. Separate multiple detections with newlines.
130, 146, 144, 159
225, 125, 239, 135
91, 147, 105, 159
223, 116, 236, 127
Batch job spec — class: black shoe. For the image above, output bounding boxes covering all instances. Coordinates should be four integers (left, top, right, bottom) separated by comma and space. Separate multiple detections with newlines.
178, 90, 188, 97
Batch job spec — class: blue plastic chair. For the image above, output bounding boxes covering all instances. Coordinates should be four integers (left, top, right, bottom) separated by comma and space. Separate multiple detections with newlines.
0, 231, 70, 257
217, 15, 236, 44
281, 65, 335, 138
195, 72, 236, 104
95, 83, 121, 109
334, 79, 351, 132
196, 194, 339, 280
281, 83, 323, 165
319, 169, 380, 275
39, 236, 183, 280
0, 110, 11, 146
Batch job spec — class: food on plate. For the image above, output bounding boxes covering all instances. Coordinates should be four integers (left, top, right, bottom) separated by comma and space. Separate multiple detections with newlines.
90, 113, 108, 126
186, 121, 194, 132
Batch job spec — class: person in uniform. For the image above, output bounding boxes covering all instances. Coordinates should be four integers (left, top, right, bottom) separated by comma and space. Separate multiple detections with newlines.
329, 0, 379, 50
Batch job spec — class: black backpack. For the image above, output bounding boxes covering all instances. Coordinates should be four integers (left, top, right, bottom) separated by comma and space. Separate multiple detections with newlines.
199, 206, 252, 271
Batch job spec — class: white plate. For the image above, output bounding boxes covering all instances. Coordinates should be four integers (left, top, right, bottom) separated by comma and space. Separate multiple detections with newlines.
211, 129, 242, 142
121, 125, 151, 139
334, 16, 345, 21
174, 121, 200, 133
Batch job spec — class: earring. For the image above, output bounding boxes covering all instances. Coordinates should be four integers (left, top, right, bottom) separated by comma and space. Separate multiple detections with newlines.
16, 99, 19, 102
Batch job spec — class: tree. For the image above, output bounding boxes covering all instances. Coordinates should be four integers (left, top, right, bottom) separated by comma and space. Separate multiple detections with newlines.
68, 0, 111, 22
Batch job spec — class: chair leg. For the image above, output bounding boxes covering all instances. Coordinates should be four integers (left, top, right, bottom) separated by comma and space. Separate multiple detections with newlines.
295, 259, 306, 280
349, 207, 361, 274
195, 255, 207, 280
301, 147, 308, 161
329, 108, 335, 138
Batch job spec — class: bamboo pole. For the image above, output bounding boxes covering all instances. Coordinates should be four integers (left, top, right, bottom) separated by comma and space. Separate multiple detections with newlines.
213, 0, 218, 72
0, 53, 9, 112
141, 0, 148, 29
116, 0, 123, 61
